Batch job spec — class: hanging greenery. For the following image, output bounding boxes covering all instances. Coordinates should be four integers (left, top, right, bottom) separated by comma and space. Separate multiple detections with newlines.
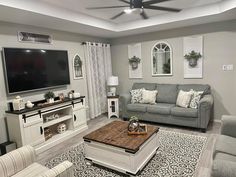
184, 50, 202, 61
128, 56, 141, 64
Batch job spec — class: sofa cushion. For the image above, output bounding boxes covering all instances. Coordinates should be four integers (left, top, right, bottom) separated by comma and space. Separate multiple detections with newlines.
178, 84, 211, 95
189, 90, 204, 109
214, 135, 236, 157
140, 90, 158, 104
132, 83, 156, 90
156, 84, 178, 104
147, 103, 175, 115
176, 90, 193, 108
212, 160, 236, 177
12, 163, 48, 177
127, 104, 147, 112
171, 107, 198, 118
130, 88, 144, 104
215, 152, 236, 163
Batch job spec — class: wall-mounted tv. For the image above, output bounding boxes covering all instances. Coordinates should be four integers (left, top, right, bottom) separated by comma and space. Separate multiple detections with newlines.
2, 48, 70, 95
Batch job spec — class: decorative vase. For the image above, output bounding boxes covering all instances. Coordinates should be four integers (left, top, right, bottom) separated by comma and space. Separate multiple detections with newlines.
47, 98, 54, 103
128, 119, 140, 132
130, 61, 138, 70
188, 58, 198, 67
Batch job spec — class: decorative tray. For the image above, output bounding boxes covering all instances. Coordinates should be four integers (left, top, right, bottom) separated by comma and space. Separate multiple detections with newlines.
128, 124, 147, 135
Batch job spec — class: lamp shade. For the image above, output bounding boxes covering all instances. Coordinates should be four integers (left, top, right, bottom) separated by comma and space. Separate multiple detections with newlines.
107, 76, 119, 86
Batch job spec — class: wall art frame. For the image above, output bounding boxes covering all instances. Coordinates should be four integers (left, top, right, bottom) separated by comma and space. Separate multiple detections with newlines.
73, 54, 83, 80
128, 43, 142, 79
183, 36, 203, 79
18, 31, 52, 44
151, 41, 173, 76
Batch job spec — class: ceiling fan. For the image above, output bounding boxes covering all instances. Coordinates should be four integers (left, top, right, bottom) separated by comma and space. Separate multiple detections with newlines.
86, 0, 182, 20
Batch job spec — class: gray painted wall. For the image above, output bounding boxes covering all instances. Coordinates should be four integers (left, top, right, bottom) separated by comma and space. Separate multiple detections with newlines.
111, 23, 236, 121
0, 22, 108, 144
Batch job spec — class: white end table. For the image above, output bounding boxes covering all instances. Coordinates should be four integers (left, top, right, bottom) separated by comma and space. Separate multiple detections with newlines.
107, 95, 119, 119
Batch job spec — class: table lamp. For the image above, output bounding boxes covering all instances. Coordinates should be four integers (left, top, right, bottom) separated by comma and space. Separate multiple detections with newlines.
107, 76, 119, 96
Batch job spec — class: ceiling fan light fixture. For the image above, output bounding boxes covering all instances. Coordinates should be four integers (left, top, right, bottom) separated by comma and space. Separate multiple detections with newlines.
124, 8, 134, 14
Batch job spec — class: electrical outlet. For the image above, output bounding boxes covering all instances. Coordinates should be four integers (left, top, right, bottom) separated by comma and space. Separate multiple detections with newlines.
228, 64, 234, 71
222, 64, 234, 71
222, 65, 228, 71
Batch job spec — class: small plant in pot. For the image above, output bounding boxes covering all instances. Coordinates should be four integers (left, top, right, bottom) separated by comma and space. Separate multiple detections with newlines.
44, 91, 55, 103
184, 50, 202, 67
128, 56, 141, 70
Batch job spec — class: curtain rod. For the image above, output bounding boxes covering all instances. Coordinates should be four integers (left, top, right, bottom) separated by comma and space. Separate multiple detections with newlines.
81, 42, 110, 46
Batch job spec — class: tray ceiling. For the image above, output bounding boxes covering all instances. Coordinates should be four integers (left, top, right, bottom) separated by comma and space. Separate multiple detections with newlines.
0, 0, 235, 38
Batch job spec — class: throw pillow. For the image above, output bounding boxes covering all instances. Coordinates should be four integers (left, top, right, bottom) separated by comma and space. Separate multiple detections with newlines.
189, 89, 204, 109
140, 90, 158, 104
130, 88, 144, 104
176, 90, 193, 108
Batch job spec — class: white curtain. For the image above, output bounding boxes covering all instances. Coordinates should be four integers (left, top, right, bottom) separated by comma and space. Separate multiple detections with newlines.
83, 42, 112, 119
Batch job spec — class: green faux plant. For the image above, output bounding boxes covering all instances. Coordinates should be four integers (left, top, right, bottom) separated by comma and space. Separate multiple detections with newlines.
184, 50, 202, 61
44, 91, 55, 100
128, 56, 141, 64
129, 116, 139, 122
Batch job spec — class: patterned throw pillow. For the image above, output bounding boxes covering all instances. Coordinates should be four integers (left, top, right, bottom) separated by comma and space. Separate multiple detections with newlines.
176, 90, 193, 108
130, 88, 144, 104
189, 90, 204, 109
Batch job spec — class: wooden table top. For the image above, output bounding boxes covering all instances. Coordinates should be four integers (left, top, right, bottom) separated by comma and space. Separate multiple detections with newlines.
83, 120, 159, 153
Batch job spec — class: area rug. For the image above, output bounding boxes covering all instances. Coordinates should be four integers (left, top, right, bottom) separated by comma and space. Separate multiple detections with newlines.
45, 131, 207, 177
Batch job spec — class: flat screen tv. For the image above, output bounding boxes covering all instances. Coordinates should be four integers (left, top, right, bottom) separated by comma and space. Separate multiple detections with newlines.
2, 48, 70, 95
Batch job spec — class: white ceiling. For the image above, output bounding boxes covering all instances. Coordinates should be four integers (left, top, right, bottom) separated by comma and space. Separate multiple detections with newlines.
0, 0, 235, 38
40, 0, 222, 23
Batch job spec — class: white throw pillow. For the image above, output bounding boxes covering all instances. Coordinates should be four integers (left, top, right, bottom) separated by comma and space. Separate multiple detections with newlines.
130, 88, 144, 104
140, 90, 158, 104
176, 90, 193, 108
189, 89, 204, 109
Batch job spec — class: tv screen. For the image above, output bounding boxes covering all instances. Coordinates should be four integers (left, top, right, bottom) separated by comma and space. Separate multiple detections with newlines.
2, 48, 70, 94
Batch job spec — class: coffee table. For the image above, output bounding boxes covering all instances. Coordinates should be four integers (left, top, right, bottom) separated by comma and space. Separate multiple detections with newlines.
83, 121, 159, 176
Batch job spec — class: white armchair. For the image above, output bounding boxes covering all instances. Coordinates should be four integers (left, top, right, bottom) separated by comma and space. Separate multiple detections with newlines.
0, 145, 73, 177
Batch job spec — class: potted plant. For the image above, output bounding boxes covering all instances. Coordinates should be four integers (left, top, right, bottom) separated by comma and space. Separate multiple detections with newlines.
184, 50, 202, 67
44, 91, 55, 103
128, 56, 141, 70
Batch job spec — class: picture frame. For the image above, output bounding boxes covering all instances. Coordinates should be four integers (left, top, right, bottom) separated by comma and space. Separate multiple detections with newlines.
18, 31, 52, 44
58, 93, 65, 101
73, 54, 83, 79
128, 43, 143, 79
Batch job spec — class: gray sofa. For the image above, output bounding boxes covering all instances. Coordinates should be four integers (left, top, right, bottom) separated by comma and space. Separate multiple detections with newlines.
212, 115, 236, 177
120, 83, 214, 131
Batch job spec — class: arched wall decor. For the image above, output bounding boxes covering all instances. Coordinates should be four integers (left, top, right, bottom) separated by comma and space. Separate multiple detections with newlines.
151, 41, 173, 76
73, 54, 83, 79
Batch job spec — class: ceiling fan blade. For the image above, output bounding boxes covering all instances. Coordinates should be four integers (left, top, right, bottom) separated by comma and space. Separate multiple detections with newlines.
143, 0, 172, 6
87, 5, 129, 10
144, 5, 181, 12
119, 0, 131, 4
140, 10, 148, 19
111, 11, 126, 20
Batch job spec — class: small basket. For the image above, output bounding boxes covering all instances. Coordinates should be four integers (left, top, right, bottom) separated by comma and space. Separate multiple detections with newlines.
128, 124, 148, 135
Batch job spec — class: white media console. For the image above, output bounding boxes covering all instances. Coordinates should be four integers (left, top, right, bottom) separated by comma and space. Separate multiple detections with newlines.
6, 96, 88, 154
